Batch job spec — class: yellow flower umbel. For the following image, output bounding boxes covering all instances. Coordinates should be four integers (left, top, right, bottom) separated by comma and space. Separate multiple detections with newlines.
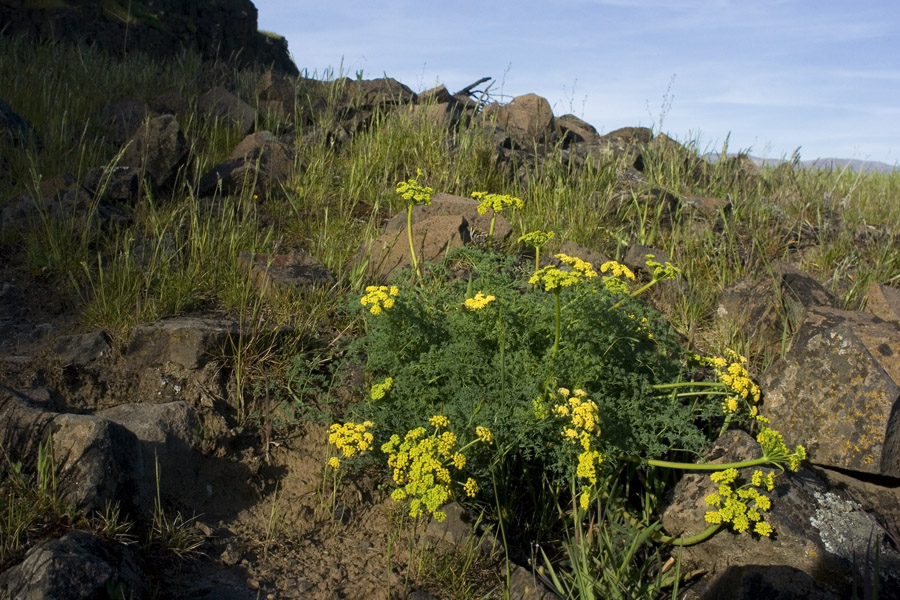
517, 230, 555, 274
464, 291, 496, 311
552, 388, 604, 510
711, 350, 761, 414
530, 254, 598, 354
471, 191, 524, 238
703, 467, 775, 537
600, 260, 636, 295
360, 285, 399, 315
396, 169, 434, 279
381, 417, 492, 522
327, 420, 375, 470
369, 377, 393, 402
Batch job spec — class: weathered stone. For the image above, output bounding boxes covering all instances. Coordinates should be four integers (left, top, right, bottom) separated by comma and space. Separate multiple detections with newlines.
198, 130, 294, 197
716, 262, 838, 355
661, 430, 900, 599
0, 531, 146, 600
555, 113, 600, 145
342, 77, 417, 108
368, 215, 469, 279
0, 388, 139, 513
198, 87, 257, 136
507, 563, 556, 600
495, 93, 556, 147
681, 195, 731, 218
0, 97, 41, 150
383, 193, 511, 242
866, 281, 900, 322
418, 84, 453, 104
98, 98, 155, 146
98, 401, 201, 514
149, 89, 189, 116
120, 114, 189, 188
83, 165, 142, 203
126, 316, 239, 370
0, 283, 25, 318
52, 331, 111, 367
254, 71, 295, 119
761, 306, 900, 477
624, 244, 670, 277
238, 250, 334, 292
557, 241, 609, 271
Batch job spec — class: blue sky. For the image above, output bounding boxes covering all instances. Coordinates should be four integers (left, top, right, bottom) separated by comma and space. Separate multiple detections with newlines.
256, 0, 900, 165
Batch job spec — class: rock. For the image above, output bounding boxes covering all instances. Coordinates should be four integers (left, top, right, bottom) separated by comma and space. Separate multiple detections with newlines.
238, 250, 334, 292
495, 93, 556, 147
418, 84, 453, 104
555, 113, 600, 145
126, 316, 240, 371
424, 502, 500, 556
0, 283, 26, 318
624, 244, 670, 277
0, 388, 139, 513
557, 241, 609, 271
660, 430, 900, 599
343, 77, 417, 108
382, 192, 511, 242
52, 331, 111, 367
866, 281, 900, 322
120, 114, 189, 189
761, 306, 900, 477
83, 165, 142, 203
198, 131, 294, 197
0, 0, 297, 75
254, 71, 295, 121
98, 401, 202, 515
198, 87, 257, 136
0, 97, 42, 150
716, 262, 838, 355
98, 98, 155, 146
0, 531, 146, 600
149, 89, 189, 116
507, 563, 556, 600
368, 214, 469, 278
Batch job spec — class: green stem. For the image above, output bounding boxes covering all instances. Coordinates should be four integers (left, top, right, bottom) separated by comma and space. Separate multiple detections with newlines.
609, 277, 659, 311
534, 246, 540, 275
552, 289, 561, 355
407, 204, 420, 280
488, 212, 496, 239
643, 455, 772, 471
623, 510, 722, 546
652, 381, 724, 391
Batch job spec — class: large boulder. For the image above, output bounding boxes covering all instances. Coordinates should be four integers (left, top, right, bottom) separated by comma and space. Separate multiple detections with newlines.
120, 114, 189, 189
198, 131, 294, 197
0, 0, 298, 75
0, 531, 147, 600
661, 430, 900, 599
493, 93, 556, 147
761, 306, 900, 477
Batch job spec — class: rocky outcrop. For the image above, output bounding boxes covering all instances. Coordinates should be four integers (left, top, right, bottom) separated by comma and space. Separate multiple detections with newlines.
0, 0, 297, 75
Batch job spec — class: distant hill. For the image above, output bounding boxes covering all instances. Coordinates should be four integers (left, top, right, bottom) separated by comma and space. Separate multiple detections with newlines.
705, 153, 897, 173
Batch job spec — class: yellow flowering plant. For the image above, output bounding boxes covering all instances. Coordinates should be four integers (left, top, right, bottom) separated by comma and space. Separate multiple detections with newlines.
396, 169, 434, 279
380, 416, 492, 522
517, 230, 555, 274
471, 191, 523, 239
360, 285, 399, 315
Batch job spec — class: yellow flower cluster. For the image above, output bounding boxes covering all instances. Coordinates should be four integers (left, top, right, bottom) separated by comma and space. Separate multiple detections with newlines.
755, 416, 806, 471
381, 417, 491, 522
704, 350, 761, 414
396, 169, 434, 205
599, 260, 635, 295
370, 377, 393, 401
529, 254, 598, 291
464, 291, 496, 311
552, 388, 604, 500
644, 254, 681, 281
327, 420, 375, 469
472, 191, 524, 215
517, 230, 555, 248
703, 467, 775, 536
360, 285, 399, 315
